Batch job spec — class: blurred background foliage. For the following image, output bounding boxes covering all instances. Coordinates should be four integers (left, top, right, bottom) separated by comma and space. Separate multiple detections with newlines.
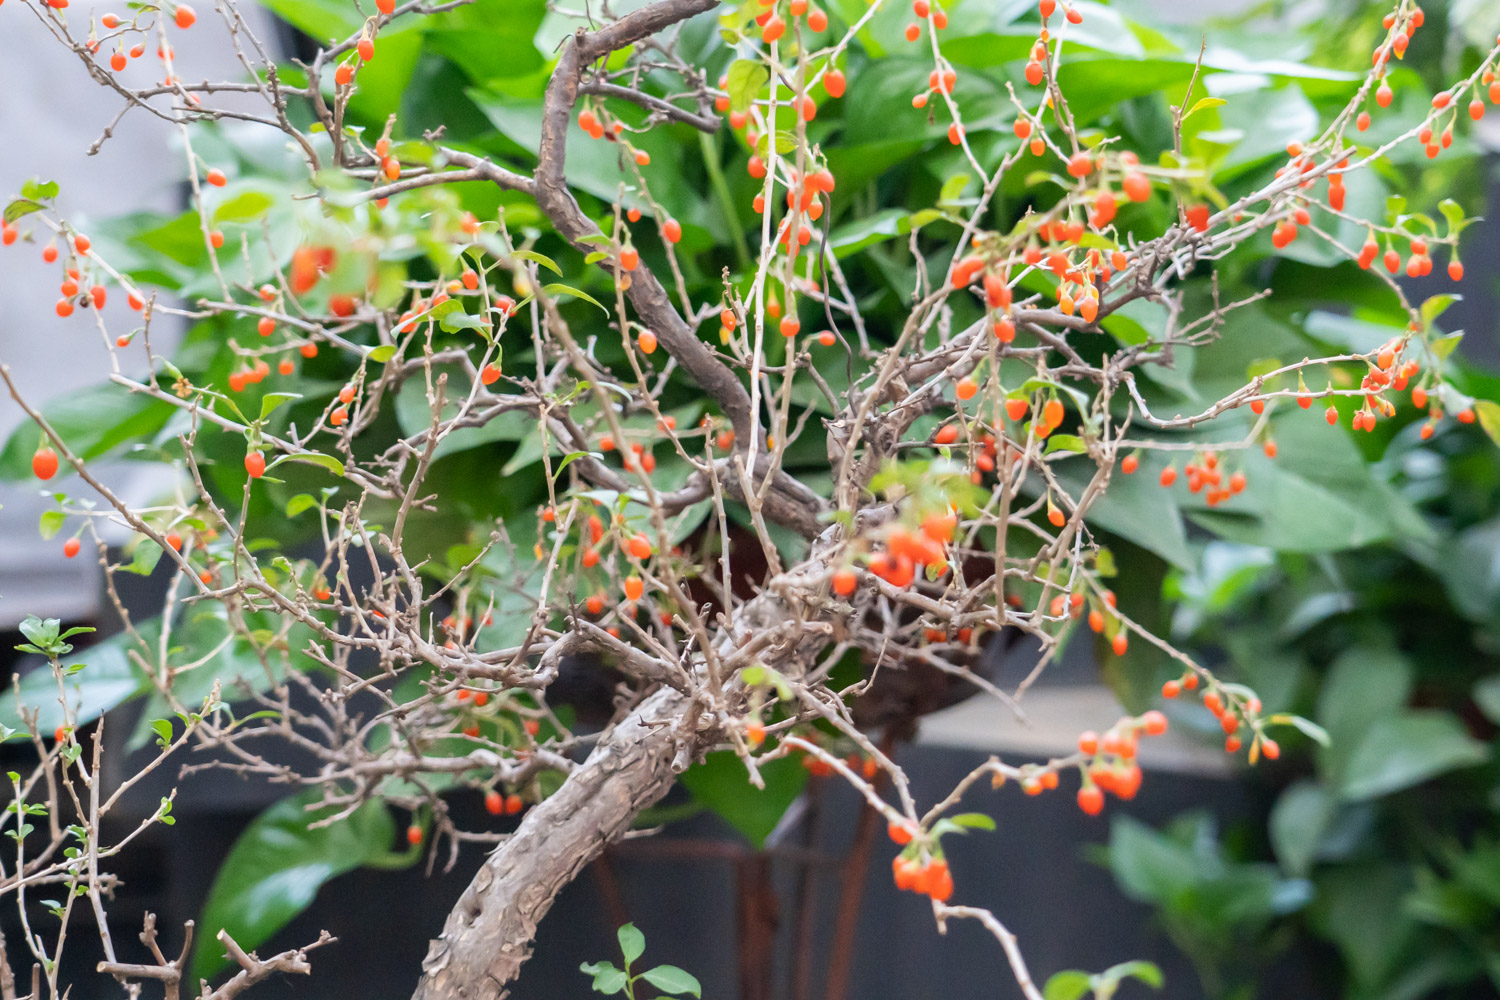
3, 0, 1500, 995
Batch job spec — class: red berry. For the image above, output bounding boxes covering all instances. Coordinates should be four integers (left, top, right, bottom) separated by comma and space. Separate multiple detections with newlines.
32, 447, 59, 481
244, 451, 266, 478
406, 824, 422, 845
63, 538, 82, 559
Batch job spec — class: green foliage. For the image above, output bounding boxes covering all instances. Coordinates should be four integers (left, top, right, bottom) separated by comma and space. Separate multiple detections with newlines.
193, 789, 415, 982
4, 0, 1498, 991
581, 923, 702, 1000
679, 750, 808, 848
1110, 403, 1500, 997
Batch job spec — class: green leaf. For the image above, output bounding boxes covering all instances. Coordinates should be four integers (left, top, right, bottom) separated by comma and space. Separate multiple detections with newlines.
439, 311, 487, 334
285, 494, 321, 518
580, 962, 628, 995
1043, 971, 1092, 1000
938, 173, 972, 205
0, 624, 154, 735
1420, 294, 1460, 330
1183, 96, 1227, 119
1269, 780, 1336, 878
679, 751, 808, 849
1429, 331, 1464, 360
1096, 960, 1164, 993
1472, 399, 1500, 447
1437, 198, 1473, 234
367, 344, 399, 363
1278, 714, 1331, 746
38, 510, 65, 541
150, 718, 174, 748
616, 923, 645, 967
638, 965, 701, 997
211, 190, 274, 224
20, 178, 59, 202
543, 282, 606, 313
510, 249, 562, 276
193, 789, 402, 982
725, 59, 769, 113
258, 393, 301, 421
3, 199, 46, 225
1338, 712, 1487, 801
948, 812, 997, 831
127, 540, 163, 576
268, 452, 345, 478
1044, 434, 1088, 455
0, 383, 175, 482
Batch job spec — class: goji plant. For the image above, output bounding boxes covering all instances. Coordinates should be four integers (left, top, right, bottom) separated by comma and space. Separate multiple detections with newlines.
0, 0, 1495, 997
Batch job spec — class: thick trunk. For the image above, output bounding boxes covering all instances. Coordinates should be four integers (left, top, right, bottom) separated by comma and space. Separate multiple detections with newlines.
410, 687, 690, 1000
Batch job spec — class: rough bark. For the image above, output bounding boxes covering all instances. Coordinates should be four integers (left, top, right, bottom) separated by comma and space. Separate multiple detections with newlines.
410, 687, 690, 1000
410, 558, 837, 999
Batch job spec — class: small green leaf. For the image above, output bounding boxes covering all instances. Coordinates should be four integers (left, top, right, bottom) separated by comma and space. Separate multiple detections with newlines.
212, 190, 273, 224
1420, 294, 1460, 330
510, 249, 562, 276
726, 59, 769, 114
1429, 331, 1464, 360
1043, 971, 1092, 1000
947, 812, 997, 831
938, 173, 972, 205
1473, 400, 1500, 447
127, 540, 163, 576
617, 923, 645, 967
1183, 96, 1227, 119
1096, 959, 1164, 992
150, 719, 174, 748
439, 312, 487, 334
543, 283, 607, 313
258, 392, 302, 421
285, 494, 320, 518
1272, 713, 1330, 746
38, 510, 65, 541
1044, 434, 1088, 455
1437, 198, 1468, 232
21, 179, 59, 202
639, 965, 701, 998
268, 452, 345, 478
580, 962, 628, 995
367, 344, 399, 364
3, 199, 46, 226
